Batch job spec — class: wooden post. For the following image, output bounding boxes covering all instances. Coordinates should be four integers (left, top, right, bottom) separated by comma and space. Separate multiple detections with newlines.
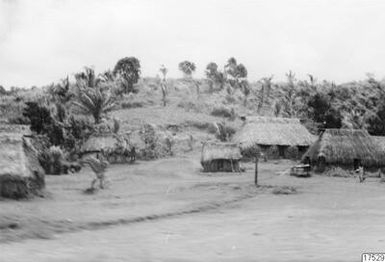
255, 157, 258, 186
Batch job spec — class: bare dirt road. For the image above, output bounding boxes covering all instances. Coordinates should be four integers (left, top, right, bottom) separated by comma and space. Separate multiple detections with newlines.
1, 156, 385, 262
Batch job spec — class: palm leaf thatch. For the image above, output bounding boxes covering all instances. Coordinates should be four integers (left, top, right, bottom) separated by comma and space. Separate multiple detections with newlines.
233, 116, 316, 150
372, 136, 385, 152
72, 87, 116, 124
81, 134, 126, 154
0, 133, 45, 199
303, 129, 385, 167
201, 142, 241, 163
201, 142, 242, 172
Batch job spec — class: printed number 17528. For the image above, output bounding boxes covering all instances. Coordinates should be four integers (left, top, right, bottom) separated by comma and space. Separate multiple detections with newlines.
362, 253, 385, 262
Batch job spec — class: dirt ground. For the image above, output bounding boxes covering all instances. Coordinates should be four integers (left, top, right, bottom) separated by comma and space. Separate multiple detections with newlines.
1, 154, 385, 262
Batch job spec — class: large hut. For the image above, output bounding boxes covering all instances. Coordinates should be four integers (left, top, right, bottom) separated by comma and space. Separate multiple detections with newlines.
201, 142, 242, 172
232, 116, 316, 159
302, 129, 385, 172
0, 132, 45, 199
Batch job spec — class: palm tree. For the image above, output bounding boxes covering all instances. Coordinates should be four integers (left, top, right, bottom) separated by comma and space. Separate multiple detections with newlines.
72, 87, 116, 124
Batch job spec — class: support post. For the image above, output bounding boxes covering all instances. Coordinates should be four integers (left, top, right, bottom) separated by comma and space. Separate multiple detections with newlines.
255, 156, 258, 186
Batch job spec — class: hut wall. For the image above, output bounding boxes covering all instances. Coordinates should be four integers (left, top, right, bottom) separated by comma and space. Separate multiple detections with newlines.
202, 159, 240, 172
243, 144, 309, 160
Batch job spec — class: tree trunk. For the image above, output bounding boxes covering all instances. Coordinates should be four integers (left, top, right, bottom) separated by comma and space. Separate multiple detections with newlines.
255, 157, 258, 186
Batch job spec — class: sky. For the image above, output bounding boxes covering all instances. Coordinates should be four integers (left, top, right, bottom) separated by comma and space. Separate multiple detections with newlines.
1, 0, 385, 88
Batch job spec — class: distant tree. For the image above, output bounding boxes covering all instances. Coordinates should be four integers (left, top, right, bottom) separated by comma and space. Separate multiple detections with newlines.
113, 57, 141, 93
75, 67, 99, 89
367, 103, 385, 136
224, 57, 248, 88
159, 65, 168, 106
72, 87, 116, 124
159, 64, 168, 80
0, 85, 6, 95
308, 93, 342, 129
258, 76, 274, 113
178, 60, 196, 78
205, 62, 225, 91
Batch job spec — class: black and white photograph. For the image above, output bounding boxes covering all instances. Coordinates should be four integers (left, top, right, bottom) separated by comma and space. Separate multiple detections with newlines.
1, 0, 385, 261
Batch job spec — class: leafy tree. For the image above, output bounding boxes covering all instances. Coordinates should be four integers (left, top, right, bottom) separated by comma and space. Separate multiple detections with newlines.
159, 65, 168, 106
72, 87, 116, 124
205, 62, 225, 90
178, 60, 196, 77
367, 103, 385, 135
258, 76, 274, 113
75, 67, 99, 89
113, 57, 141, 93
224, 57, 248, 89
0, 85, 7, 95
308, 93, 342, 129
22, 102, 64, 145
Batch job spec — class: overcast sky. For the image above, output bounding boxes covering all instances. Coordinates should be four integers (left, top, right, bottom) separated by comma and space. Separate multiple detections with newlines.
1, 0, 385, 88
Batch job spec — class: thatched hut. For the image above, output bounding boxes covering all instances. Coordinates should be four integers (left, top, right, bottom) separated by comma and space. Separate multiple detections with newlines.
80, 134, 134, 164
233, 116, 316, 159
0, 133, 45, 199
201, 142, 242, 172
302, 129, 385, 172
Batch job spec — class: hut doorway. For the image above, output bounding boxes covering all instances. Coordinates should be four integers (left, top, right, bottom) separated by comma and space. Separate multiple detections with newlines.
353, 158, 361, 170
278, 146, 286, 158
317, 155, 326, 173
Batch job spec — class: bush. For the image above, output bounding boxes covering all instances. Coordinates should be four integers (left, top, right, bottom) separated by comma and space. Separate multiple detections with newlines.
210, 106, 234, 119
120, 101, 144, 109
215, 122, 236, 142
241, 146, 261, 159
185, 120, 210, 130
38, 146, 65, 175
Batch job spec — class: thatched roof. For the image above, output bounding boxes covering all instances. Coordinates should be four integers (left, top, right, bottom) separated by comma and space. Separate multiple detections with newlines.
0, 124, 30, 135
0, 133, 45, 198
201, 142, 242, 163
372, 136, 385, 151
81, 134, 126, 153
233, 116, 316, 149
303, 129, 385, 167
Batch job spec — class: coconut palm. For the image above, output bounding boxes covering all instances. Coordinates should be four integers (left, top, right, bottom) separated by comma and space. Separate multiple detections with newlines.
72, 87, 116, 124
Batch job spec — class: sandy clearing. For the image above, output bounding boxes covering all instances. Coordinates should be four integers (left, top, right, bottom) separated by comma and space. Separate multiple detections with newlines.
1, 156, 385, 261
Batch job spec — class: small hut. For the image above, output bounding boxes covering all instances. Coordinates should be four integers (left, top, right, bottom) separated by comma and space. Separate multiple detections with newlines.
302, 129, 385, 172
233, 116, 316, 159
81, 134, 133, 164
201, 142, 242, 172
0, 133, 45, 199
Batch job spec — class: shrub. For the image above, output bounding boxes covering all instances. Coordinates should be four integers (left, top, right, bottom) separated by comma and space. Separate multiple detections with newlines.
22, 102, 64, 146
38, 146, 65, 175
140, 124, 159, 160
241, 145, 261, 159
215, 122, 236, 142
185, 120, 210, 130
120, 101, 144, 109
210, 106, 234, 118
